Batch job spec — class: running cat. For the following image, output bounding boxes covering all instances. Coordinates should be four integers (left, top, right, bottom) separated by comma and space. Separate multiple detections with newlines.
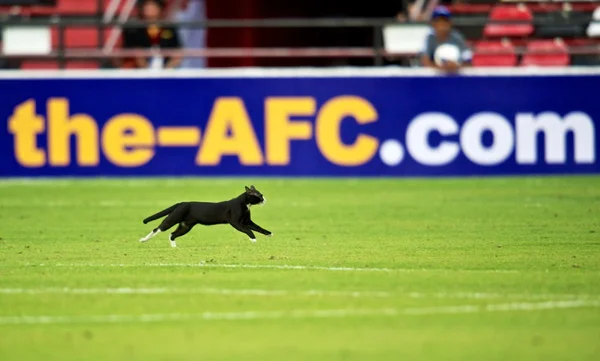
139, 185, 271, 247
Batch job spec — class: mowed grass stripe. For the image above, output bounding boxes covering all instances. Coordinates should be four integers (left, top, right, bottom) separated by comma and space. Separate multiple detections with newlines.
26, 263, 520, 273
1, 300, 598, 326
1, 288, 598, 300
0, 287, 390, 298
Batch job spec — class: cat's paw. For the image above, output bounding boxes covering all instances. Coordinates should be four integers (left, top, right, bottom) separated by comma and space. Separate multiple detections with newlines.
249, 238, 257, 243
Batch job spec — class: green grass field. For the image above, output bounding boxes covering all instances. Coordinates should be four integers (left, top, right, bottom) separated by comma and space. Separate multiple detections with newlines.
0, 176, 599, 361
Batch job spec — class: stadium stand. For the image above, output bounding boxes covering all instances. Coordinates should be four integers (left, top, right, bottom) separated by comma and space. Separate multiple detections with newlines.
0, 0, 132, 69
0, 0, 124, 16
453, 1, 600, 67
1, 0, 600, 69
483, 4, 534, 38
472, 39, 518, 67
521, 38, 570, 66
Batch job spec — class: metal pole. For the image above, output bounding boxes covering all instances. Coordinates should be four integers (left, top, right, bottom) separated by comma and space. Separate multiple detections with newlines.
98, 0, 105, 50
57, 23, 66, 69
103, 0, 138, 54
373, 25, 383, 66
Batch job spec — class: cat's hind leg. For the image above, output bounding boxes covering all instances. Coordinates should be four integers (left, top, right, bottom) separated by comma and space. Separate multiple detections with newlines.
140, 204, 188, 244
169, 222, 193, 248
157, 203, 190, 232
139, 228, 161, 243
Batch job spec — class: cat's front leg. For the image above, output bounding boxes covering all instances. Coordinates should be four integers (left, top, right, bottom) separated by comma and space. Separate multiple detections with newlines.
247, 220, 272, 237
230, 222, 257, 243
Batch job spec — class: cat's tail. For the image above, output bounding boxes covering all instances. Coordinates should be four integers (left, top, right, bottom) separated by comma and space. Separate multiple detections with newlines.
143, 203, 181, 224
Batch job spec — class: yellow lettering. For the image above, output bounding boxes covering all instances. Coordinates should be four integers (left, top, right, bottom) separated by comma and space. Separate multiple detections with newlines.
316, 96, 379, 166
47, 98, 99, 166
265, 97, 314, 165
197, 97, 263, 165
8, 99, 46, 168
102, 114, 155, 167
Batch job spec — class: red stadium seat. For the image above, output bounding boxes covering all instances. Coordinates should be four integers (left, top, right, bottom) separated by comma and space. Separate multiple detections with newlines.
484, 4, 534, 38
449, 3, 493, 15
521, 39, 570, 67
50, 28, 117, 49
472, 40, 517, 67
52, 27, 99, 48
0, 0, 134, 16
21, 60, 100, 69
55, 0, 98, 15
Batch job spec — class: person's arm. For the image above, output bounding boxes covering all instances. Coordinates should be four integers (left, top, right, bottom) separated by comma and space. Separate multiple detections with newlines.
164, 27, 183, 69
396, 0, 412, 21
165, 57, 181, 69
422, 35, 464, 73
423, 56, 460, 72
135, 57, 149, 68
420, 34, 437, 68
422, 51, 461, 73
165, 56, 182, 69
457, 33, 473, 68
452, 30, 473, 68
441, 61, 460, 72
420, 53, 435, 68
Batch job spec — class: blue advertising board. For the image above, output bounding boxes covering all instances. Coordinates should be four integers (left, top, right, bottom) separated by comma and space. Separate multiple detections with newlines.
0, 69, 598, 177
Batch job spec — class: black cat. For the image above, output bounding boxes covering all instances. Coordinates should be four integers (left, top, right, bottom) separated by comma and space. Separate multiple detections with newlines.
139, 185, 272, 247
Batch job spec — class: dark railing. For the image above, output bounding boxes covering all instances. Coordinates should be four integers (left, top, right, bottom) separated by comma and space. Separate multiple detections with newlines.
1, 16, 600, 68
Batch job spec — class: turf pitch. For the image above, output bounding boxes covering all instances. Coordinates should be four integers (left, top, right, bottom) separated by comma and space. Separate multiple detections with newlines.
0, 176, 599, 361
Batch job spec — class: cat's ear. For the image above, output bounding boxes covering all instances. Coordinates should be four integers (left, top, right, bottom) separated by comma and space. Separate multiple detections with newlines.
250, 185, 256, 190
245, 186, 251, 193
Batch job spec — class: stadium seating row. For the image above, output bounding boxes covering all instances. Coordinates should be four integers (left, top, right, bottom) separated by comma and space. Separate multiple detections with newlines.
0, 0, 141, 16
450, 1, 598, 15
3, 0, 597, 18
482, 4, 600, 38
2, 1, 599, 69
472, 38, 570, 67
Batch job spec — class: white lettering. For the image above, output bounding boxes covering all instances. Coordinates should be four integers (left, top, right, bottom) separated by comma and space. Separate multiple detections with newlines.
406, 112, 459, 166
460, 112, 514, 166
515, 112, 596, 164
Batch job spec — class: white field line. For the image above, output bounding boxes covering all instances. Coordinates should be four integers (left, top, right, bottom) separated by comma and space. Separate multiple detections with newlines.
0, 308, 397, 325
0, 300, 598, 326
403, 299, 600, 315
0, 200, 180, 207
0, 179, 207, 187
0, 287, 389, 298
32, 263, 520, 274
0, 178, 287, 188
0, 288, 597, 301
407, 292, 600, 300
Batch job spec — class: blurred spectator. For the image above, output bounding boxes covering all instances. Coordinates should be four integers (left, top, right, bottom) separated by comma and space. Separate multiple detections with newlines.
122, 0, 182, 69
420, 6, 471, 72
395, 1, 417, 22
174, 0, 206, 68
397, 0, 458, 22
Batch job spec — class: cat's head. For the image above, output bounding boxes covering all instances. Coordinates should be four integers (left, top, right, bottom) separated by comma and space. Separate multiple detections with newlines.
245, 185, 265, 206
